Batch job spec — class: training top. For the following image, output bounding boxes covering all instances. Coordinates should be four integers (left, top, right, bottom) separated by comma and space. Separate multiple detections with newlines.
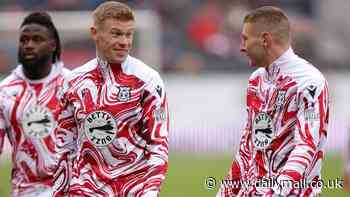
0, 62, 70, 197
217, 48, 329, 196
58, 55, 169, 197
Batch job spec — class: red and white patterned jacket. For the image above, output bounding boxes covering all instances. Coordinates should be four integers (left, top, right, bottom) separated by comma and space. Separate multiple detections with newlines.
0, 62, 70, 197
57, 55, 169, 197
217, 48, 329, 196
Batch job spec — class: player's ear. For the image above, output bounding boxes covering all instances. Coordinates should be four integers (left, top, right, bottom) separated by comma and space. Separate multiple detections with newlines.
49, 39, 57, 54
90, 25, 97, 42
261, 32, 272, 48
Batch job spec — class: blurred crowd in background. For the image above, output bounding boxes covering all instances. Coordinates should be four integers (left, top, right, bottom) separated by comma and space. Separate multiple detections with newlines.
0, 0, 349, 75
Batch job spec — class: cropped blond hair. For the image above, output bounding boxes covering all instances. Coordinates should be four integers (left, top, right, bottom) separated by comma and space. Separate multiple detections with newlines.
244, 6, 290, 44
93, 1, 134, 27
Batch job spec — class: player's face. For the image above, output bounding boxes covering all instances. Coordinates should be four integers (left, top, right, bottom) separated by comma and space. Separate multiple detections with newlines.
92, 18, 135, 64
18, 24, 55, 69
240, 23, 267, 67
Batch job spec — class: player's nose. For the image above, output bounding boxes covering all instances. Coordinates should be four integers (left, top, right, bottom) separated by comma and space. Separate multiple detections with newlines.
240, 45, 246, 53
240, 40, 246, 52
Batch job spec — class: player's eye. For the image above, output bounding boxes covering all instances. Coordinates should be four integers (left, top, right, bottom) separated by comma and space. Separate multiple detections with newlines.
126, 32, 133, 38
20, 37, 28, 44
111, 31, 123, 37
32, 36, 44, 42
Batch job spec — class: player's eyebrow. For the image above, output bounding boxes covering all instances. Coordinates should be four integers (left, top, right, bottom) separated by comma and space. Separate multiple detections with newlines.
110, 27, 135, 32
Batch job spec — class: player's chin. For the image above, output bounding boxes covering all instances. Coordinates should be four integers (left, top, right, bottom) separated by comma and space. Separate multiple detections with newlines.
111, 55, 127, 64
21, 59, 39, 68
248, 59, 261, 67
248, 59, 255, 67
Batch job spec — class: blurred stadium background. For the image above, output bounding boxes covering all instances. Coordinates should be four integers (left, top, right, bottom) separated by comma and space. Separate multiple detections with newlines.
0, 0, 349, 196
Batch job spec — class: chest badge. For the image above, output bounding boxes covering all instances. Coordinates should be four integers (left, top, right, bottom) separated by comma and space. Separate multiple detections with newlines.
22, 105, 55, 139
276, 90, 286, 107
84, 110, 117, 147
118, 86, 131, 102
252, 112, 274, 150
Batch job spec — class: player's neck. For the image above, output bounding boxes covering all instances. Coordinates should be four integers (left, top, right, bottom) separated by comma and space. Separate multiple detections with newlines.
96, 55, 122, 67
265, 45, 290, 68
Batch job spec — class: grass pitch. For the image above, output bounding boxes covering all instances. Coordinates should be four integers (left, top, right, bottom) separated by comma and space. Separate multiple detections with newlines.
0, 153, 348, 196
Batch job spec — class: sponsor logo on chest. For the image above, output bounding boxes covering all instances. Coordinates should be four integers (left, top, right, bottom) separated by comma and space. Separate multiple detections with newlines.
84, 110, 117, 147
252, 112, 275, 150
22, 105, 55, 139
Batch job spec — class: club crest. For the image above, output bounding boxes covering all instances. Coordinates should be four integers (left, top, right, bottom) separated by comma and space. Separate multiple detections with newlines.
118, 86, 131, 102
275, 90, 286, 108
